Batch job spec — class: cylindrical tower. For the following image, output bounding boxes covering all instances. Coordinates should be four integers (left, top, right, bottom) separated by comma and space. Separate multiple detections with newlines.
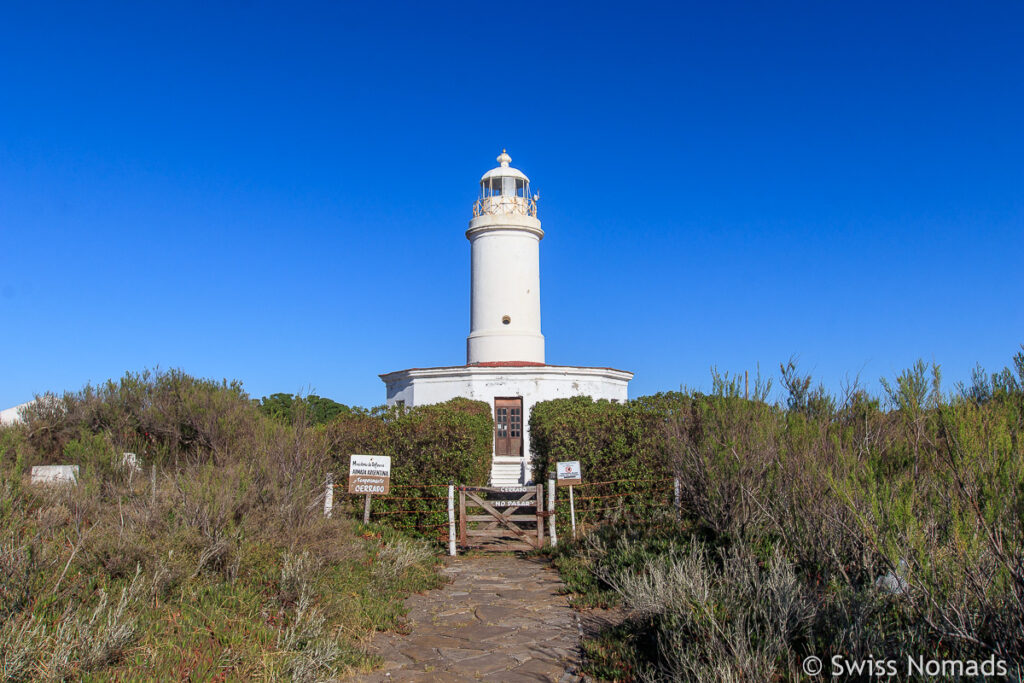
466, 150, 544, 365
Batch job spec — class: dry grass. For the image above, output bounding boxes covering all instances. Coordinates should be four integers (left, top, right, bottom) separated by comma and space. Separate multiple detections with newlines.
545, 352, 1024, 681
0, 370, 446, 681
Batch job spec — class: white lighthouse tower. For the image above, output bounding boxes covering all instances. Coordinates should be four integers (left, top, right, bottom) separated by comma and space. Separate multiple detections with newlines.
381, 151, 632, 486
467, 150, 544, 365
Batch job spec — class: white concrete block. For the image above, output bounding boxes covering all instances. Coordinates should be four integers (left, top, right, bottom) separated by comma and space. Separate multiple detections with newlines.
31, 465, 79, 485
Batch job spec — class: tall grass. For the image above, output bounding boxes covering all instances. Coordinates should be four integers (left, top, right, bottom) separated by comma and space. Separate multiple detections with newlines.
0, 369, 444, 680
543, 349, 1024, 681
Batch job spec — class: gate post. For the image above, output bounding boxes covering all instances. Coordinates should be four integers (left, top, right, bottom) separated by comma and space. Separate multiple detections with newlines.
547, 475, 557, 547
458, 487, 467, 546
447, 484, 457, 556
535, 483, 545, 548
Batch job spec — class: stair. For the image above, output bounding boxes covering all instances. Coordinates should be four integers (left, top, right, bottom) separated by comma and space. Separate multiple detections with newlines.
490, 458, 525, 487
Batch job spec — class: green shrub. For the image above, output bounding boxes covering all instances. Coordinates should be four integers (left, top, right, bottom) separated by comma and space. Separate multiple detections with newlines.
529, 396, 674, 527
257, 393, 355, 426
323, 398, 492, 539
325, 397, 492, 487
530, 396, 669, 484
19, 369, 254, 468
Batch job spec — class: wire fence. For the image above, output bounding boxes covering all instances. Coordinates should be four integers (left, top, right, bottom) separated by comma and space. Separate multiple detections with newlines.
327, 480, 451, 543
322, 472, 681, 552
552, 476, 677, 539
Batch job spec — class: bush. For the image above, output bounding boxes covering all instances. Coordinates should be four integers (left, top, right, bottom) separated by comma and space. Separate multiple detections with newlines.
530, 396, 671, 485
324, 398, 492, 488
257, 393, 354, 426
19, 369, 254, 468
603, 537, 813, 681
529, 396, 673, 527
320, 398, 492, 539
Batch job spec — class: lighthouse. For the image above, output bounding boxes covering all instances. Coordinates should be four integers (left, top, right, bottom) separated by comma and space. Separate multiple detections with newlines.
467, 150, 544, 365
380, 151, 632, 486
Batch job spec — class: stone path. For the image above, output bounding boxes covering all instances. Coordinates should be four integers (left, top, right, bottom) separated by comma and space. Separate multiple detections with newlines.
350, 555, 582, 682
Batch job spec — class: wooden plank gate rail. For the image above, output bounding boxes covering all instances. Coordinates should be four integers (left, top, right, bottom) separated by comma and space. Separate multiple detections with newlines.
458, 485, 547, 551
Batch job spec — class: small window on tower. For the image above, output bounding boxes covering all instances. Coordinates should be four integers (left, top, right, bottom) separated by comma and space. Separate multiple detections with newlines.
502, 315, 511, 325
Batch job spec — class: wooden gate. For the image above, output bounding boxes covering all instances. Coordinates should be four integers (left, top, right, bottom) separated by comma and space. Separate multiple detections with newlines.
458, 485, 546, 551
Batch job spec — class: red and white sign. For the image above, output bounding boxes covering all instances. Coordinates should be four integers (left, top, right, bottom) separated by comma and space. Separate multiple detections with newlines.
556, 460, 582, 486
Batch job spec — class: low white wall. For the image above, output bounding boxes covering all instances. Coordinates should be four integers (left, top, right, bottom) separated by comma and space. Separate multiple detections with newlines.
0, 401, 32, 426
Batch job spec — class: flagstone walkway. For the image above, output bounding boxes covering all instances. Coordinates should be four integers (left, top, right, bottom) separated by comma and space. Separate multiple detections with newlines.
350, 555, 582, 682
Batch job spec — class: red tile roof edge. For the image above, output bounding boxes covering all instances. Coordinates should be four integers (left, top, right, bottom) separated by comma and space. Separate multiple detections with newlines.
473, 361, 546, 367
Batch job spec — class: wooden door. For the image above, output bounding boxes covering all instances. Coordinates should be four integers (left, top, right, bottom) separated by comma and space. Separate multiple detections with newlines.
494, 398, 523, 457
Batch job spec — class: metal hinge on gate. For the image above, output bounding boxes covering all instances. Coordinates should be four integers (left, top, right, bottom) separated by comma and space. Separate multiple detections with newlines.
537, 511, 554, 518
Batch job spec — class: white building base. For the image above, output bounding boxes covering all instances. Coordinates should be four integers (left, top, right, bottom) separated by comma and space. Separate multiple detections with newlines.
0, 401, 32, 426
380, 363, 632, 486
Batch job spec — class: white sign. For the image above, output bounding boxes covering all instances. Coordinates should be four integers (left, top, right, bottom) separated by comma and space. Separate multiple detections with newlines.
556, 460, 582, 486
349, 455, 391, 478
348, 454, 391, 494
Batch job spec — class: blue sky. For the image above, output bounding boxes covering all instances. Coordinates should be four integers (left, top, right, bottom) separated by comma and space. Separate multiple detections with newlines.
1, 1, 1022, 409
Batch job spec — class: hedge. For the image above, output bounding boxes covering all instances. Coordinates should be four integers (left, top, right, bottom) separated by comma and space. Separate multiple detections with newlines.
323, 398, 492, 487
529, 396, 674, 484
322, 398, 493, 538
529, 396, 676, 523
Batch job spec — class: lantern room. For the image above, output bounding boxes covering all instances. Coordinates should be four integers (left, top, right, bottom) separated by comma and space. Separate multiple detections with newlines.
473, 150, 537, 218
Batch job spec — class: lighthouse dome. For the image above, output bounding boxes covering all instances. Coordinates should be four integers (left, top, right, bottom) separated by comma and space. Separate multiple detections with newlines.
480, 149, 529, 181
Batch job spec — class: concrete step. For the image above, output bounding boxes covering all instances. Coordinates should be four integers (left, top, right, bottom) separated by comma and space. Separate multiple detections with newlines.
489, 461, 524, 487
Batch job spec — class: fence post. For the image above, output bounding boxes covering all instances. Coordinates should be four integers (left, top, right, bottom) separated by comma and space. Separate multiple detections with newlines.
150, 463, 156, 508
674, 477, 681, 518
547, 476, 557, 547
363, 493, 372, 524
324, 472, 334, 518
447, 483, 457, 556
569, 485, 578, 539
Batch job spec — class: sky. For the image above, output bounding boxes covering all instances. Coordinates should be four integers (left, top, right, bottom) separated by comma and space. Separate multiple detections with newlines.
1, 1, 1022, 410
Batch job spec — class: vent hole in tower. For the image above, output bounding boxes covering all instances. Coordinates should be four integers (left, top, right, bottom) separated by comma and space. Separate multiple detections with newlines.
502, 315, 511, 325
